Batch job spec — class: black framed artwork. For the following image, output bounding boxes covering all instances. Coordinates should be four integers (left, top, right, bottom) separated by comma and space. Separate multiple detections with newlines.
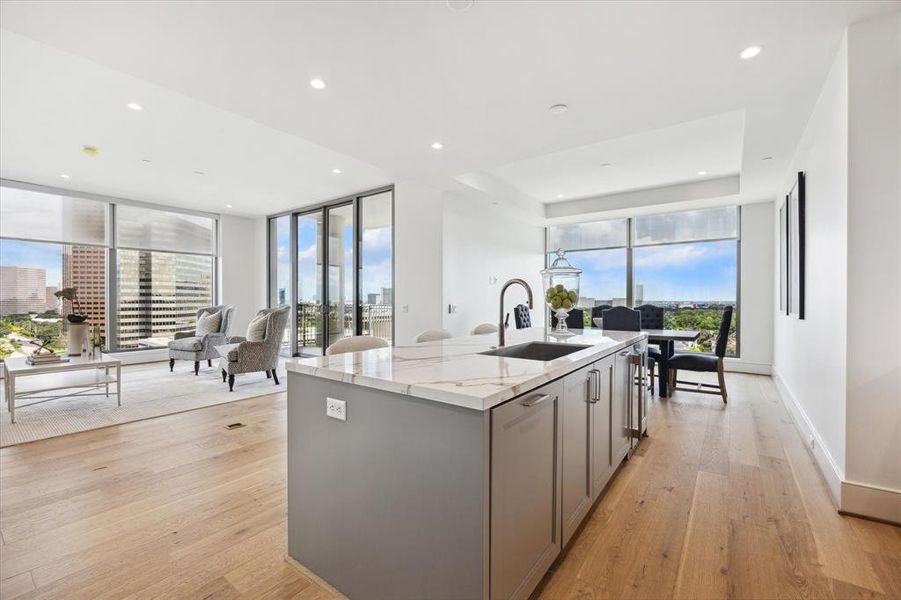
786, 171, 806, 319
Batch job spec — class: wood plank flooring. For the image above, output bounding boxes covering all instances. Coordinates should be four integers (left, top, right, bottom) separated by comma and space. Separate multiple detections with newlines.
0, 373, 898, 599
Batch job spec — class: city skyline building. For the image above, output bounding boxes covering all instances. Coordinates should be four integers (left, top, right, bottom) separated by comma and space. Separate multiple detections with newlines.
0, 265, 46, 315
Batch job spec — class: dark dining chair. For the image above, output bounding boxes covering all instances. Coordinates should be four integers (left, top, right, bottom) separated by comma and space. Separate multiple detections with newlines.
513, 304, 531, 329
590, 304, 613, 325
667, 305, 733, 403
551, 308, 585, 330
636, 304, 664, 394
602, 306, 656, 393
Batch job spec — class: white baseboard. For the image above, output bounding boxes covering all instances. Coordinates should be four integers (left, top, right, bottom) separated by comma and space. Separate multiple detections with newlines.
771, 368, 843, 505
724, 359, 771, 375
841, 480, 901, 525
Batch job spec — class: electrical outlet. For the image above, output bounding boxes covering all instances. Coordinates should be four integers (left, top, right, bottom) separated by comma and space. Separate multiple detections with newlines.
326, 397, 346, 421
402, 304, 409, 313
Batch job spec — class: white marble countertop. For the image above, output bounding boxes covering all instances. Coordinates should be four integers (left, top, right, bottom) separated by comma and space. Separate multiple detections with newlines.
286, 328, 646, 411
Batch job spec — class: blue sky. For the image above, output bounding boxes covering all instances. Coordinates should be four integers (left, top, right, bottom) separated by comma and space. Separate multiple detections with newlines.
275, 217, 392, 304
560, 240, 737, 302
0, 239, 63, 285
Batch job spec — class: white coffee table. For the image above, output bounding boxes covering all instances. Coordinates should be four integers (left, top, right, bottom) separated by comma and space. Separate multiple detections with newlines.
2, 353, 122, 423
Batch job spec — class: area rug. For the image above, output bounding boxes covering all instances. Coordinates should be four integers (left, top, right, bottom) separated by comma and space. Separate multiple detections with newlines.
0, 359, 288, 447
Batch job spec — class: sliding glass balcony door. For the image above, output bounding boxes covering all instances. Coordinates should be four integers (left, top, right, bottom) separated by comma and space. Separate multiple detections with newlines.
277, 186, 393, 357
296, 211, 325, 357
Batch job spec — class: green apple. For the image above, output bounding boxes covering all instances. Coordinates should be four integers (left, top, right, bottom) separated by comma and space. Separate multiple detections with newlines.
567, 290, 577, 302
551, 296, 562, 310
555, 283, 565, 292
562, 298, 573, 310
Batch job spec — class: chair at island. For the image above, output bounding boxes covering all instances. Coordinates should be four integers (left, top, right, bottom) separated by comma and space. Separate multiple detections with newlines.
415, 329, 453, 343
635, 304, 664, 394
470, 323, 499, 335
216, 305, 289, 391
326, 335, 389, 355
168, 304, 235, 375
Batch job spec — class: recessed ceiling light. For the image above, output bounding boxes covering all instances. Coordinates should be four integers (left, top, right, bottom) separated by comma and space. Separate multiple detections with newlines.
82, 145, 100, 158
431, 141, 444, 150
762, 156, 773, 161
599, 162, 612, 168
332, 168, 342, 174
142, 159, 152, 163
225, 204, 233, 208
127, 102, 143, 111
697, 170, 708, 176
193, 170, 205, 176
740, 45, 762, 60
60, 173, 70, 179
556, 194, 565, 199
310, 78, 326, 90
548, 104, 568, 115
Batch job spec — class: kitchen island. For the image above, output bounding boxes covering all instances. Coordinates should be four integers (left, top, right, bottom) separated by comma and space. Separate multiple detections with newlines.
286, 327, 647, 600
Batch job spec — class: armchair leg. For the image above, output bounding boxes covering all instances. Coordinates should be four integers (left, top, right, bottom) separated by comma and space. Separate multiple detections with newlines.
169, 358, 175, 372
194, 361, 200, 376
266, 370, 271, 379
208, 359, 212, 367
221, 369, 227, 383
272, 370, 280, 386
228, 374, 235, 392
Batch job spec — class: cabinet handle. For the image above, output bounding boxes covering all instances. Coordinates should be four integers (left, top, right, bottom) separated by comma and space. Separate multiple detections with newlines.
588, 369, 600, 403
521, 393, 551, 407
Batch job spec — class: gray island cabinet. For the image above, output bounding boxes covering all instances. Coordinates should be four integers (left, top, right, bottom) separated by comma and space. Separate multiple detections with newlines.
286, 328, 647, 600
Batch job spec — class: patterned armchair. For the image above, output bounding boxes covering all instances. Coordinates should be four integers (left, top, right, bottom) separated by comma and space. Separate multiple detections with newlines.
216, 305, 289, 391
168, 304, 236, 375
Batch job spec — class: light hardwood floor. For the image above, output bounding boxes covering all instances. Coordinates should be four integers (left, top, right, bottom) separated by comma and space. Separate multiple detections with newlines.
0, 373, 898, 599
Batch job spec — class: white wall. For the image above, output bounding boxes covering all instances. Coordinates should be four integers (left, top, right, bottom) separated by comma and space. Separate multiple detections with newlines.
219, 214, 267, 336
442, 190, 546, 338
773, 35, 849, 494
733, 201, 774, 374
844, 13, 901, 513
393, 179, 444, 345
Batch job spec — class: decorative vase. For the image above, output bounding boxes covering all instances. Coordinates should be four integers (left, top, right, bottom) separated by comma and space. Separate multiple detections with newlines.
67, 322, 89, 356
540, 249, 582, 336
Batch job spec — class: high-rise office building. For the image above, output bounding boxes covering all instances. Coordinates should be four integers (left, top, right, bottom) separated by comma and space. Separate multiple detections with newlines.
45, 286, 59, 311
62, 246, 106, 335
116, 250, 212, 348
0, 266, 47, 315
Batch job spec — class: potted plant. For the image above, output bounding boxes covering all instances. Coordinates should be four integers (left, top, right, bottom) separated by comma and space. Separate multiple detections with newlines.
55, 287, 88, 323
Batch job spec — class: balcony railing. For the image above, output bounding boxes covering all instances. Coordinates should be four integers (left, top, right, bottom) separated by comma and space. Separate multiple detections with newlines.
296, 302, 392, 349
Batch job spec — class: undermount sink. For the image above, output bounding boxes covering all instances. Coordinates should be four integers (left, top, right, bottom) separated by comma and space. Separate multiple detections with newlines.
480, 341, 591, 361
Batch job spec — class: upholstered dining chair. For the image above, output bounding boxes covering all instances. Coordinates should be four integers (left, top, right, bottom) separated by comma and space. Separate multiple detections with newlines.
602, 306, 657, 393
168, 304, 236, 375
471, 323, 499, 335
513, 304, 532, 329
635, 304, 665, 394
590, 304, 613, 326
415, 329, 453, 343
216, 305, 289, 391
326, 335, 389, 355
667, 305, 734, 403
551, 308, 585, 330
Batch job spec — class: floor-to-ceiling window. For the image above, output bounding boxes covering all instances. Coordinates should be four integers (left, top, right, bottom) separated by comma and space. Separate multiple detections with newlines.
267, 186, 394, 357
547, 206, 739, 356
0, 181, 218, 357
268, 215, 292, 355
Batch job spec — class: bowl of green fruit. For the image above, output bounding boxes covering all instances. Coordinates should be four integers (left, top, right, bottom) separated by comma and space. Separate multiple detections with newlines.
541, 250, 582, 336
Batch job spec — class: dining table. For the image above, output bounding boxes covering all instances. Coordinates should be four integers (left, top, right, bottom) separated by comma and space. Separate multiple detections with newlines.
600, 328, 701, 397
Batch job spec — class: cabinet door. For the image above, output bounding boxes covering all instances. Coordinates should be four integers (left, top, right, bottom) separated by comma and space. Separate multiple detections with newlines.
561, 365, 592, 547
491, 380, 563, 600
612, 349, 633, 464
591, 355, 614, 500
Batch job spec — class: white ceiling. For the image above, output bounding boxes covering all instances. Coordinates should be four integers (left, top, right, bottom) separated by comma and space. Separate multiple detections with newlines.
0, 0, 898, 217
488, 111, 745, 203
